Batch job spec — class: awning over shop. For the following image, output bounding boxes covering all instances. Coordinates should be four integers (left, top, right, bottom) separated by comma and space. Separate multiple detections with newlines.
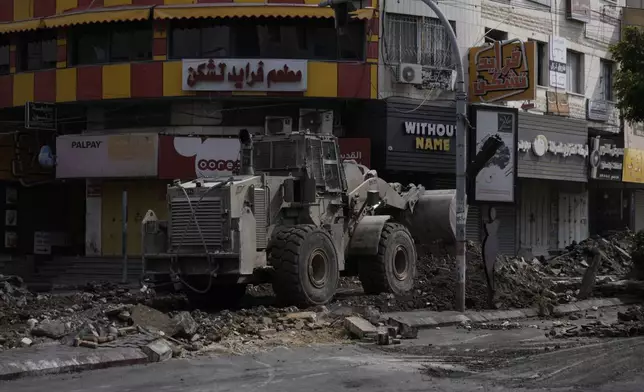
153, 5, 334, 20
350, 8, 377, 20
44, 6, 152, 29
0, 19, 44, 34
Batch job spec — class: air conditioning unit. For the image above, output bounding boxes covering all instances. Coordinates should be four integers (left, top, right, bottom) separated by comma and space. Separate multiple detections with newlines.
264, 116, 293, 135
397, 63, 423, 85
299, 109, 333, 135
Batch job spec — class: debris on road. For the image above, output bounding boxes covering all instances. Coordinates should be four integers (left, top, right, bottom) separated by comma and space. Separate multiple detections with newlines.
344, 316, 378, 339
548, 305, 644, 339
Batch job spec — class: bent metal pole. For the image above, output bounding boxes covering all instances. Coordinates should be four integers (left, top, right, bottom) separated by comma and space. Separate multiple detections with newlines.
319, 0, 468, 311
414, 0, 469, 312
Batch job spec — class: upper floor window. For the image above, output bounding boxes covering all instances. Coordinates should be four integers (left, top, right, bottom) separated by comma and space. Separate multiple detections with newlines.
566, 50, 584, 94
532, 40, 548, 87
601, 59, 614, 101
0, 37, 9, 75
484, 28, 507, 44
19, 30, 57, 71
169, 18, 364, 61
384, 14, 456, 68
70, 22, 152, 66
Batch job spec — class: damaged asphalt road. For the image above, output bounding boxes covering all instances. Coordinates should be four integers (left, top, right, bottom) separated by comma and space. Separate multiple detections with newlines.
7, 309, 644, 392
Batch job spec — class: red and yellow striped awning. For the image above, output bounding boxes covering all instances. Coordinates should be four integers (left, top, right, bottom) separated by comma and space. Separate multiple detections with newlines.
0, 19, 44, 34
44, 6, 152, 29
153, 4, 334, 20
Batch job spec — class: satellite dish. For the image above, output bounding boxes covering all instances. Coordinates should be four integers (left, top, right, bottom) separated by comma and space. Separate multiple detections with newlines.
37, 145, 55, 168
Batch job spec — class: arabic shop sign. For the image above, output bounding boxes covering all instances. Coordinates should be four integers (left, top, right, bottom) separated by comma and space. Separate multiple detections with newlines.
183, 59, 308, 92
589, 136, 623, 181
403, 121, 455, 152
623, 148, 644, 184
518, 134, 589, 158
25, 102, 57, 131
468, 40, 537, 103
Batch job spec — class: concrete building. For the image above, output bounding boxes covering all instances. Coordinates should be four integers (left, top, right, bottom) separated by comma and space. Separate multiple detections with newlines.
620, 6, 644, 232
376, 0, 624, 256
0, 0, 380, 279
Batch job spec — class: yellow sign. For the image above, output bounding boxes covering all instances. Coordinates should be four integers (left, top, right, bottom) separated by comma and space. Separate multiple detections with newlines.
623, 148, 644, 183
468, 40, 537, 103
415, 137, 451, 151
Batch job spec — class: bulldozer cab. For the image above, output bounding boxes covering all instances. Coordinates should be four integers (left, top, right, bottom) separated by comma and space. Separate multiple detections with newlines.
251, 130, 347, 195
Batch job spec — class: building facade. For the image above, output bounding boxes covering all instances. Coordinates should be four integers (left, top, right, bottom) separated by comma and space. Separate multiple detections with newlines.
620, 7, 644, 232
378, 0, 624, 255
0, 0, 380, 263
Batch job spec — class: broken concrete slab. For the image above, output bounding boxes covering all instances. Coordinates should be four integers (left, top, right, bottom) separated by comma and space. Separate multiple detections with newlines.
282, 312, 317, 322
30, 321, 67, 339
344, 316, 378, 339
130, 304, 176, 336
387, 317, 418, 339
141, 339, 173, 362
172, 311, 198, 337
0, 344, 147, 380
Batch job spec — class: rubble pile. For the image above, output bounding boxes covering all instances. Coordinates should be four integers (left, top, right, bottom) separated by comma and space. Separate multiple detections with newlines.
460, 320, 522, 331
542, 232, 634, 278
0, 281, 353, 358
0, 274, 30, 308
547, 305, 644, 339
336, 242, 556, 313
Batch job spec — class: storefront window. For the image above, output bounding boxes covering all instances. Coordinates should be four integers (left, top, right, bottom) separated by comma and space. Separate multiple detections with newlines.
0, 38, 9, 75
19, 30, 57, 71
70, 21, 152, 66
169, 18, 364, 61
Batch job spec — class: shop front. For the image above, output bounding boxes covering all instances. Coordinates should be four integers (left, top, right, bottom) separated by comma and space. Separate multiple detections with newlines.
622, 148, 644, 232
378, 97, 480, 242
56, 133, 165, 257
516, 112, 589, 256
588, 135, 628, 235
0, 129, 82, 267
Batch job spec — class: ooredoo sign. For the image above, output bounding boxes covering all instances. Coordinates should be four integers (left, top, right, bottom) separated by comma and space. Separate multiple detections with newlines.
158, 136, 241, 180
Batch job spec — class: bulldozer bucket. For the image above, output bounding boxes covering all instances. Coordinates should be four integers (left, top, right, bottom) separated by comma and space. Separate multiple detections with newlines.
406, 189, 464, 245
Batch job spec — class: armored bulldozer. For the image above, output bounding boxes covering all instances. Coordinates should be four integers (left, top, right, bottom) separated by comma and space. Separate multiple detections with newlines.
142, 126, 460, 307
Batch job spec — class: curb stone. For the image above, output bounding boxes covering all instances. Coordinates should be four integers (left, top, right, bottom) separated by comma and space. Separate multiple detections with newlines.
0, 346, 148, 381
383, 297, 642, 330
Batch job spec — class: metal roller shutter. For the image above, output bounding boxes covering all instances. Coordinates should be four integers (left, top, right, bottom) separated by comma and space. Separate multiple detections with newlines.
434, 177, 456, 189
495, 205, 517, 256
635, 191, 644, 232
466, 205, 480, 243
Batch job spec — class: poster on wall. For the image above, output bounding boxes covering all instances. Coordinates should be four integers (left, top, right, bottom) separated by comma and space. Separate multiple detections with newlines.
470, 106, 517, 203
34, 231, 52, 255
5, 187, 17, 204
5, 210, 16, 226
549, 36, 567, 89
4, 231, 16, 248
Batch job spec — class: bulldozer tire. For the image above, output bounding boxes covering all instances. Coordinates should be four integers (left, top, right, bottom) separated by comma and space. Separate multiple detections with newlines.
269, 224, 339, 306
358, 222, 417, 295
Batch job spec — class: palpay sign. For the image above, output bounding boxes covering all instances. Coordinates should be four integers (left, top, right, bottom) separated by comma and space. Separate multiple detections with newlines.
403, 121, 455, 152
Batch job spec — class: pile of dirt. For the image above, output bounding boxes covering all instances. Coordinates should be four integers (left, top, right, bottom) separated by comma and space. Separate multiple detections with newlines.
335, 241, 555, 313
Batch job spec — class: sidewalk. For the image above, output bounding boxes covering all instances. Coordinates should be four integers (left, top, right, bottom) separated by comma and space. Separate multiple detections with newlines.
0, 343, 148, 381
384, 297, 641, 329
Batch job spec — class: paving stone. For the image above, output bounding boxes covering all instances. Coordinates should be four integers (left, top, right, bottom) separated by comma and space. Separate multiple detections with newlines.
344, 316, 378, 339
